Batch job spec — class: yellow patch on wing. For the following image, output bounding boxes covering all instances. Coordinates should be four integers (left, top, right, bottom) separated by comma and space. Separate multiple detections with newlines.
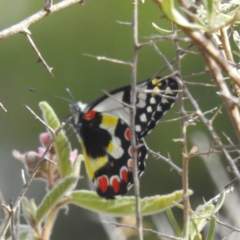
101, 114, 119, 128
152, 78, 162, 87
107, 141, 114, 153
101, 115, 124, 159
80, 140, 108, 180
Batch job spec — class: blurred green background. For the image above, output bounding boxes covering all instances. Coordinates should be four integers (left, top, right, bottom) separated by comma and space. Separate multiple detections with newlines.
1, 0, 239, 239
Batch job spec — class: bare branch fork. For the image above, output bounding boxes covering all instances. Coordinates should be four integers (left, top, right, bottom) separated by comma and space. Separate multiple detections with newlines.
0, 0, 83, 76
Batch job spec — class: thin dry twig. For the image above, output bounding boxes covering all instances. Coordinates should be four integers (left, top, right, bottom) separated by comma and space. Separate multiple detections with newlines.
143, 139, 182, 174
145, 34, 191, 42
131, 1, 143, 239
44, 0, 53, 11
101, 220, 183, 240
83, 54, 133, 67
24, 105, 55, 135
22, 30, 53, 76
183, 81, 216, 87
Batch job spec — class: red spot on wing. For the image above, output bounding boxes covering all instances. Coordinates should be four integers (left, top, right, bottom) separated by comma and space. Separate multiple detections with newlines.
111, 176, 120, 193
124, 128, 131, 141
128, 146, 139, 158
84, 110, 97, 121
97, 175, 108, 193
120, 167, 128, 183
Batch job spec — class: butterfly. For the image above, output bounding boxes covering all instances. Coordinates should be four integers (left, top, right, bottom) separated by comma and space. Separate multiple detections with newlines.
69, 77, 178, 199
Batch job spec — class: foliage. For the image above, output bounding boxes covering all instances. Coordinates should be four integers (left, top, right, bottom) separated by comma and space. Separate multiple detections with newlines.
1, 0, 240, 240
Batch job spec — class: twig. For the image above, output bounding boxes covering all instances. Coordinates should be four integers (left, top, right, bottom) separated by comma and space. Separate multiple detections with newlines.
22, 29, 53, 76
182, 80, 240, 180
183, 71, 207, 78
131, 1, 143, 240
143, 139, 182, 174
144, 34, 191, 42
83, 54, 133, 67
0, 111, 63, 239
182, 29, 240, 139
116, 20, 132, 25
161, 106, 218, 124
183, 81, 216, 87
216, 219, 240, 233
24, 105, 55, 136
44, 0, 53, 11
0, 0, 83, 39
173, 25, 190, 240
101, 220, 183, 240
21, 169, 26, 185
0, 103, 7, 112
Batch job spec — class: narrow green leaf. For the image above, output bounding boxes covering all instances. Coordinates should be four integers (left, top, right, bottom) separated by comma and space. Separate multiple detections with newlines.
36, 176, 78, 222
39, 101, 72, 177
166, 208, 183, 237
70, 189, 193, 216
152, 22, 173, 34
204, 0, 214, 25
161, 0, 203, 29
206, 215, 216, 240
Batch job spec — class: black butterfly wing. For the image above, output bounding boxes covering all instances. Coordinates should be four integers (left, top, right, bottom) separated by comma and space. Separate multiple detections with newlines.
71, 77, 178, 199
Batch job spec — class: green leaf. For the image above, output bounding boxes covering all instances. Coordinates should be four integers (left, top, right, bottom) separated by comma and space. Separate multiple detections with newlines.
39, 101, 72, 177
204, 0, 214, 25
22, 197, 37, 227
206, 215, 216, 240
161, 0, 203, 29
166, 208, 183, 237
36, 176, 78, 222
70, 189, 193, 216
152, 22, 173, 34
189, 204, 214, 239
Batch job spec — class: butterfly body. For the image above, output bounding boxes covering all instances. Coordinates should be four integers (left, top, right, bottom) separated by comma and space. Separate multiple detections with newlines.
70, 77, 178, 199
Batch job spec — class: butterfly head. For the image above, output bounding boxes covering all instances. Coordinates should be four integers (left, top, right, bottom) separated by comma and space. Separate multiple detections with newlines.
69, 102, 87, 129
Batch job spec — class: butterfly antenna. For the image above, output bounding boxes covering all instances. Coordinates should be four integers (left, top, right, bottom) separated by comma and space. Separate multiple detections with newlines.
29, 87, 72, 103
65, 88, 76, 102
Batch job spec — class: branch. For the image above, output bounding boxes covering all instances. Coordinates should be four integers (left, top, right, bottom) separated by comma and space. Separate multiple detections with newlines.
131, 1, 143, 240
0, 0, 83, 39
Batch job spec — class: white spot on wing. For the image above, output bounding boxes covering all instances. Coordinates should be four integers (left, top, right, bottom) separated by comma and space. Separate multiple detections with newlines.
147, 106, 152, 112
137, 92, 147, 108
140, 113, 147, 122
157, 105, 162, 112
150, 97, 156, 104
165, 86, 173, 94
162, 98, 169, 104
135, 125, 141, 132
109, 136, 124, 159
